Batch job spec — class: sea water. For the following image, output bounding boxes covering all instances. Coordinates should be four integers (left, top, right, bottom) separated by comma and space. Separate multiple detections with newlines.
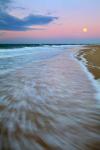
0, 45, 99, 150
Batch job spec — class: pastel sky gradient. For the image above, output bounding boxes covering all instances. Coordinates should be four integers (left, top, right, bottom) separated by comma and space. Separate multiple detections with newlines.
0, 0, 100, 44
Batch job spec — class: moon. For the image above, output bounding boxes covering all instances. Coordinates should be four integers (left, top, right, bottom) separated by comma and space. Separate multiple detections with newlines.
83, 27, 88, 33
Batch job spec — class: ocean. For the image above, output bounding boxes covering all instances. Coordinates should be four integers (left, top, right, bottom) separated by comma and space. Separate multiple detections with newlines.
0, 45, 100, 150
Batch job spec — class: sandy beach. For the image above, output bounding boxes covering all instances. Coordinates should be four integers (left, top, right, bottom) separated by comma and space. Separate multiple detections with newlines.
76, 45, 100, 80
0, 45, 100, 150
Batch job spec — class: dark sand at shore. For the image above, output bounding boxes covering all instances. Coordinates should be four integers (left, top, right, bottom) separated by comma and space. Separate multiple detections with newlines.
76, 45, 100, 80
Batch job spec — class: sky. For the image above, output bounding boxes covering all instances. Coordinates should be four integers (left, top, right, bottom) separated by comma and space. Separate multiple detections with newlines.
0, 0, 100, 44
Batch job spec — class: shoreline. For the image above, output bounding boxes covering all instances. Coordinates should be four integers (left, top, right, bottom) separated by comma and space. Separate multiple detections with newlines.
76, 45, 100, 79
0, 45, 100, 149
75, 45, 100, 101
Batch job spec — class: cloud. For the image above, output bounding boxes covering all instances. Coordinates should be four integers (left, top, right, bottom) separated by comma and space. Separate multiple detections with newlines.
0, 0, 11, 11
24, 15, 58, 26
0, 0, 58, 31
0, 12, 58, 31
12, 6, 26, 10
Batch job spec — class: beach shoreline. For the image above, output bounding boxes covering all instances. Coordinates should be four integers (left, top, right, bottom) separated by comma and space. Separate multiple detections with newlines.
76, 45, 100, 79
0, 45, 100, 149
75, 45, 100, 101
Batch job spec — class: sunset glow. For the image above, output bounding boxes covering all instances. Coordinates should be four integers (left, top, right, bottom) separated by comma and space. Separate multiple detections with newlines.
0, 0, 100, 43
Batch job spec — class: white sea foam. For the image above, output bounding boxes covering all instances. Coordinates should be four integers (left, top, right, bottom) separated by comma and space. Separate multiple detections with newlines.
73, 46, 100, 102
0, 45, 100, 150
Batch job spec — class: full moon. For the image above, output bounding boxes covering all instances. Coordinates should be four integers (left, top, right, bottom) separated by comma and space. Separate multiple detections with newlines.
83, 27, 88, 33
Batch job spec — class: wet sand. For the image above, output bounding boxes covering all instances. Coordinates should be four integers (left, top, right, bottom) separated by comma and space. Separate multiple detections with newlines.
76, 45, 100, 79
0, 47, 100, 150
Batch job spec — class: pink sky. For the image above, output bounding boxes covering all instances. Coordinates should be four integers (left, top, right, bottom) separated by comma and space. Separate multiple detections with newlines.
0, 0, 100, 43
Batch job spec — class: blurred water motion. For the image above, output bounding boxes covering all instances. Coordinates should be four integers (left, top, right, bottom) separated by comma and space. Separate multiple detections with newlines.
0, 45, 100, 150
